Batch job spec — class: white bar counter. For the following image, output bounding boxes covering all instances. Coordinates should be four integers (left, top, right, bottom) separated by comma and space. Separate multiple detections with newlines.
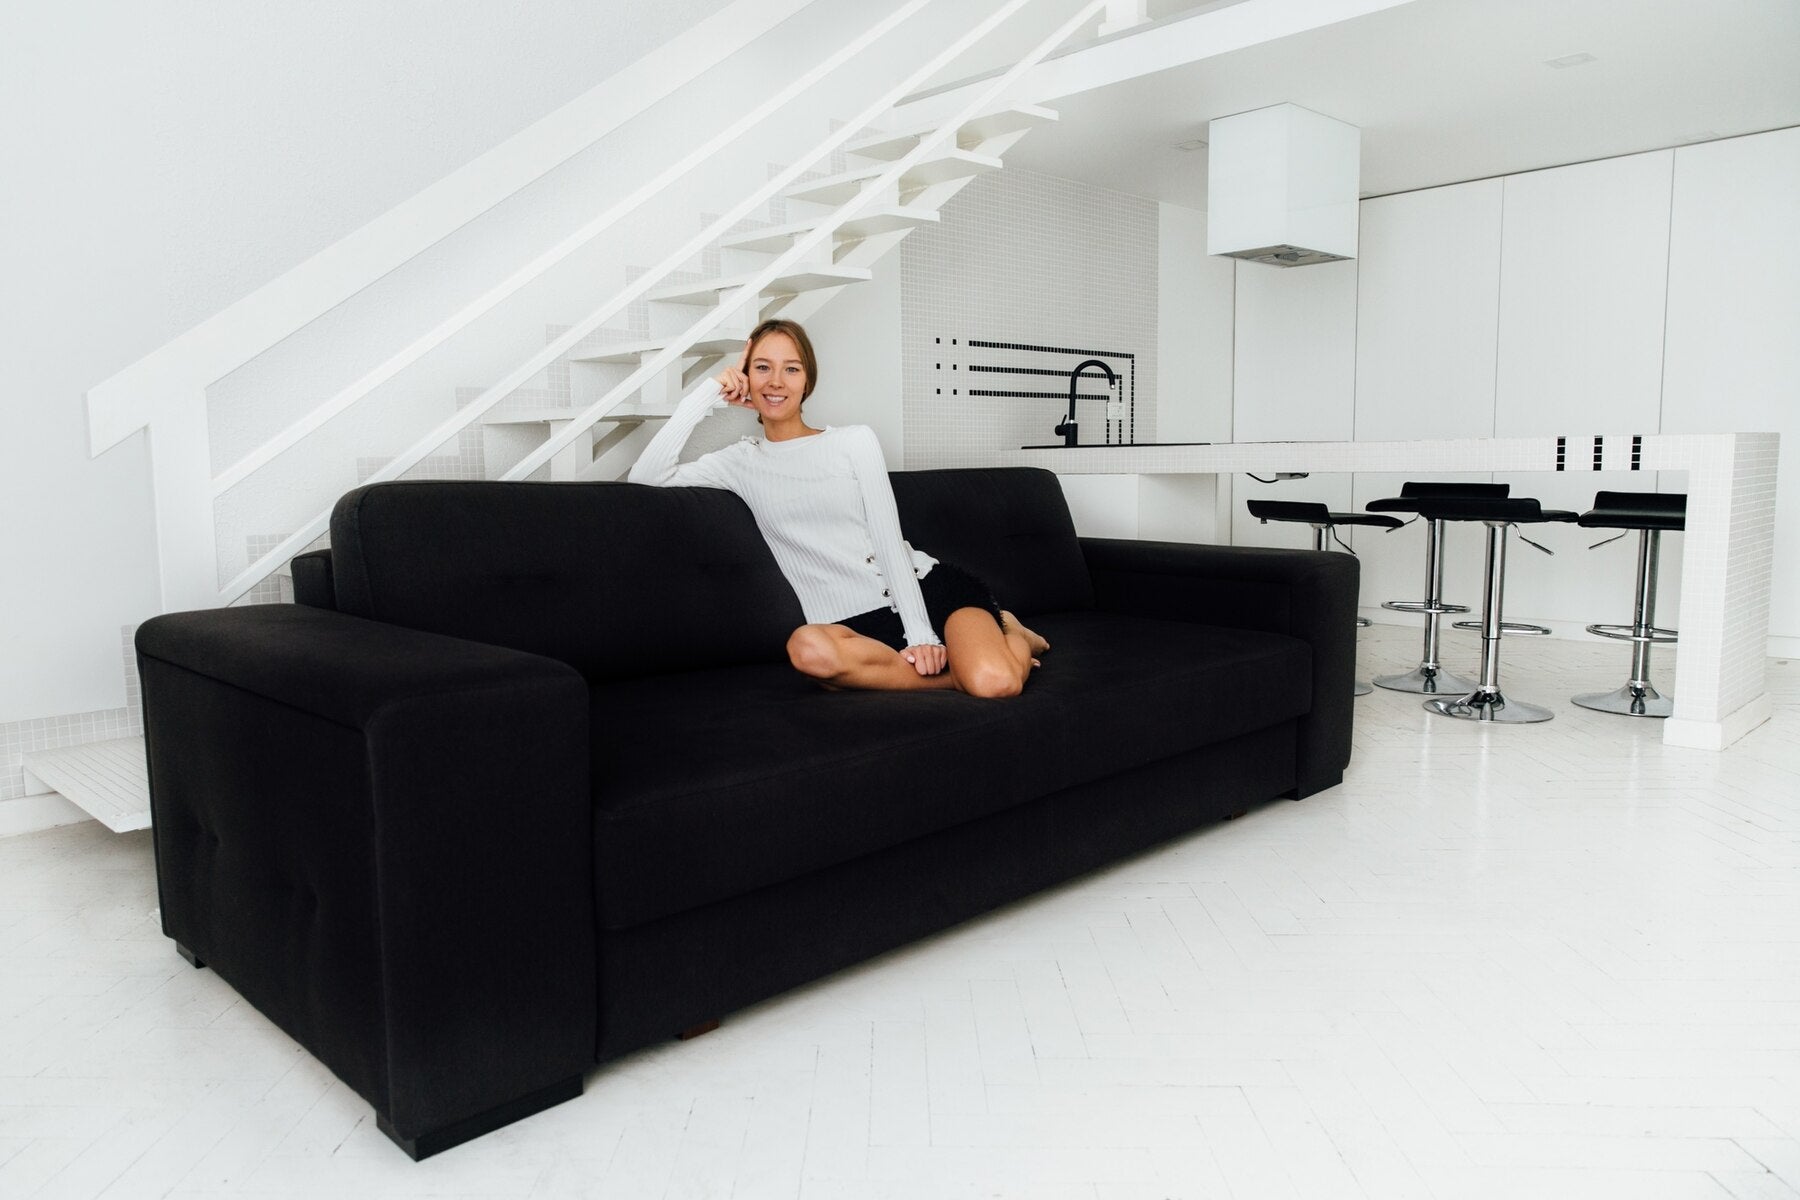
1011, 432, 1780, 751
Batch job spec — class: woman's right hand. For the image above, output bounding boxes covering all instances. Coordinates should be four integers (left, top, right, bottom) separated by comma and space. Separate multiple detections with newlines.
715, 339, 754, 407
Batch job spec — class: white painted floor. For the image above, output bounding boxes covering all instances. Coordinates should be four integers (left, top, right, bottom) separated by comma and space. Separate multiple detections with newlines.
3, 625, 1798, 1199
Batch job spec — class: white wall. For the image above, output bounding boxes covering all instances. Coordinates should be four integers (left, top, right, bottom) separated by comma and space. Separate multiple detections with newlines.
0, 0, 732, 727
898, 168, 1161, 471
1144, 201, 1235, 544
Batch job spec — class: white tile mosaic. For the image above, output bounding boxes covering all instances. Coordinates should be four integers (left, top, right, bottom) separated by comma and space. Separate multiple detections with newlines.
900, 169, 1158, 468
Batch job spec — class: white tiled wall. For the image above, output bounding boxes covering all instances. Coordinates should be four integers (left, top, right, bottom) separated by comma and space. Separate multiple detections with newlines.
0, 628, 144, 804
900, 170, 1158, 468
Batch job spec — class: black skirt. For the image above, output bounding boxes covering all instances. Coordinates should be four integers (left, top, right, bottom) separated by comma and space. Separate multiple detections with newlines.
837, 560, 1004, 651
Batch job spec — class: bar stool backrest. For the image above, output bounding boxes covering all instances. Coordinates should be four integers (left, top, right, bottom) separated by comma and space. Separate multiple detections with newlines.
1413, 496, 1550, 523
1399, 481, 1511, 500
1247, 499, 1332, 525
1580, 491, 1688, 531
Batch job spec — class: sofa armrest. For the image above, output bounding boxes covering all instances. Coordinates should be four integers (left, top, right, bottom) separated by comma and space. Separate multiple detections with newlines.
290, 548, 335, 609
136, 603, 593, 1155
1080, 538, 1358, 798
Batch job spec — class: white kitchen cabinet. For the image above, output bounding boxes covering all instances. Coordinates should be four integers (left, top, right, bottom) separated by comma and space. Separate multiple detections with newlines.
1493, 150, 1673, 437
1354, 179, 1504, 442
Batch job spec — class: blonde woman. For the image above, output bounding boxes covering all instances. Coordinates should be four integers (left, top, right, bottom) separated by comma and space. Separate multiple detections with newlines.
629, 318, 1047, 696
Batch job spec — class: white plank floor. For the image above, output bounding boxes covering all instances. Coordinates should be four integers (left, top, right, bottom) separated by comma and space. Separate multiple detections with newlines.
2, 625, 1797, 1199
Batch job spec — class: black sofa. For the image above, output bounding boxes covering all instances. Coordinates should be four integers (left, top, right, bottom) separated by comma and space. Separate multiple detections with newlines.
136, 466, 1357, 1159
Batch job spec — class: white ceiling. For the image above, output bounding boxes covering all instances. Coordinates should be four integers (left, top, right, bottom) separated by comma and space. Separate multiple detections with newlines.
999, 0, 1800, 207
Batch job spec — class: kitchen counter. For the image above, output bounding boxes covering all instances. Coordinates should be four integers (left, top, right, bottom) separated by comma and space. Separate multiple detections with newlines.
1010, 432, 1780, 751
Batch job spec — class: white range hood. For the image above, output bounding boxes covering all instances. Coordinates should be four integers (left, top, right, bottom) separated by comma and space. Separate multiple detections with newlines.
1207, 103, 1360, 267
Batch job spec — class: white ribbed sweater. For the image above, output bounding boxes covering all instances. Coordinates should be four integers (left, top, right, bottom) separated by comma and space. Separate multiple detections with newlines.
627, 384, 941, 646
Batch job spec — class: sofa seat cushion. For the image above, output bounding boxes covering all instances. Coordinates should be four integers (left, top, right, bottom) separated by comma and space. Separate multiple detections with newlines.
589, 613, 1311, 929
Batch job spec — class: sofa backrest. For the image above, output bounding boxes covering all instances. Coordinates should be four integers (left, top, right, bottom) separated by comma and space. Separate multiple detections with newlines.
330, 481, 804, 681
327, 467, 1091, 680
890, 467, 1094, 616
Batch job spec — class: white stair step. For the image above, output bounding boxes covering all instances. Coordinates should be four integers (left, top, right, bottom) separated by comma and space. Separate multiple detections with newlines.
481, 407, 581, 425
720, 206, 940, 253
571, 336, 748, 365
784, 149, 1001, 205
483, 403, 675, 426
646, 265, 872, 306
848, 103, 1059, 161
594, 403, 677, 422
21, 737, 150, 833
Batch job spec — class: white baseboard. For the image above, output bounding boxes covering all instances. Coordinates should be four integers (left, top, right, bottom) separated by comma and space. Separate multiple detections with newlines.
0, 792, 95, 838
1664, 695, 1774, 751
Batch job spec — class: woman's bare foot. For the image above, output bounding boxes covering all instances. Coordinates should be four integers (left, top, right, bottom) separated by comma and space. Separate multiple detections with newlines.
1002, 611, 1050, 657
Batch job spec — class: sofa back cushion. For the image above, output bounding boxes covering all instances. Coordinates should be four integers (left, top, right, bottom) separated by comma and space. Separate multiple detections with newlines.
330, 481, 803, 681
890, 467, 1094, 615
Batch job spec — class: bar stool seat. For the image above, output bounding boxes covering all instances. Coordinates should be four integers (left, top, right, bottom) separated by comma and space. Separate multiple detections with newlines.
1246, 500, 1402, 696
1573, 491, 1686, 718
1411, 496, 1577, 723
1365, 482, 1512, 696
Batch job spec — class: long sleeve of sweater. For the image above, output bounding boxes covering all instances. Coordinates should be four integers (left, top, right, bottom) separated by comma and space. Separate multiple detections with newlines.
626, 381, 736, 488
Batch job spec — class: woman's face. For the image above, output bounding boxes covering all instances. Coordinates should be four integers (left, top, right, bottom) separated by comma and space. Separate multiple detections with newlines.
747, 332, 807, 422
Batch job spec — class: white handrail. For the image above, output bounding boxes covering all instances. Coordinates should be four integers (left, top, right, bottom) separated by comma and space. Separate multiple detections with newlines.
85, 0, 813, 458
509, 0, 1107, 481
209, 0, 934, 498
215, 0, 1073, 604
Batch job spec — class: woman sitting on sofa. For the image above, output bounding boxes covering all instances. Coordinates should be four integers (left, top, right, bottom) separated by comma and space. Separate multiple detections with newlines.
628, 318, 1047, 696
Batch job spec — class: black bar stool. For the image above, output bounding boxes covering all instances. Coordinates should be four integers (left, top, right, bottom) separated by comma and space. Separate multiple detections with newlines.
1247, 499, 1403, 696
1365, 482, 1512, 696
1410, 496, 1578, 723
1573, 491, 1686, 718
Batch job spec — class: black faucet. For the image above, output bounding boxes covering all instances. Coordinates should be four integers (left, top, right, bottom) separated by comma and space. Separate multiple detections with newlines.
1055, 358, 1117, 447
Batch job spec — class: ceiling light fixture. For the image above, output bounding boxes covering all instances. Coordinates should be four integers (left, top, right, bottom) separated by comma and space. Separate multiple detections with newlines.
1173, 139, 1208, 152
1545, 52, 1597, 69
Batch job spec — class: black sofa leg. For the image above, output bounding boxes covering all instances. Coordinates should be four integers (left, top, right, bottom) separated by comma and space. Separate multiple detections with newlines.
376, 1075, 584, 1161
175, 942, 206, 969
677, 1018, 721, 1041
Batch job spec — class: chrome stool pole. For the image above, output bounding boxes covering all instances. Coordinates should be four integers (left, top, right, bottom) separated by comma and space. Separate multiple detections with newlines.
1246, 499, 1401, 698
1572, 492, 1684, 718
1367, 482, 1511, 696
1417, 497, 1576, 724
1374, 515, 1478, 695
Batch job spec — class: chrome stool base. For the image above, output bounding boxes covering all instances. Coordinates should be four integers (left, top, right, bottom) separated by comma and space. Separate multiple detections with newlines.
1374, 664, 1479, 695
1425, 688, 1556, 724
1572, 682, 1673, 718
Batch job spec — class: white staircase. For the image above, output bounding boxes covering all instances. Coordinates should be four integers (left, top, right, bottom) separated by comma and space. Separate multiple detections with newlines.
461, 98, 1059, 488
70, 0, 1107, 831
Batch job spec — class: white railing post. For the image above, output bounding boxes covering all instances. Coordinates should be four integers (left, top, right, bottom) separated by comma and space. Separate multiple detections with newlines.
1098, 0, 1148, 36
143, 391, 222, 612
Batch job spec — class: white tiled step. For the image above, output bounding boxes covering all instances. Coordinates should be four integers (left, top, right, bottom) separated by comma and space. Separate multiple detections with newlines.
646, 265, 871, 306
571, 336, 748, 365
482, 405, 674, 431
784, 149, 1001, 205
720, 206, 940, 254
586, 403, 675, 422
21, 736, 149, 832
480, 407, 583, 425
847, 103, 1058, 160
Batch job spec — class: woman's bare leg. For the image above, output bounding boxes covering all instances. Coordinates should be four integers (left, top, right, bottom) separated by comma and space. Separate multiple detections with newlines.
943, 608, 1039, 698
788, 624, 956, 691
